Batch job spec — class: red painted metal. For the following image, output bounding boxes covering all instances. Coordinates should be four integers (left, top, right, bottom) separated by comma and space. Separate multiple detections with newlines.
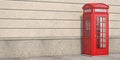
82, 3, 109, 56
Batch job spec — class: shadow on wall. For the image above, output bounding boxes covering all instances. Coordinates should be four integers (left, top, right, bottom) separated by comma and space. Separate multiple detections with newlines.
80, 16, 83, 55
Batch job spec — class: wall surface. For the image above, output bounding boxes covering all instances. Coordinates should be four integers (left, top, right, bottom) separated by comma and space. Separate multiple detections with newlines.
0, 0, 119, 58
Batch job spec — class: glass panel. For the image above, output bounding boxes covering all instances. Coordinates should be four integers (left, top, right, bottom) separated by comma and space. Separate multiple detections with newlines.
100, 38, 103, 48
103, 28, 106, 32
100, 28, 102, 32
103, 17, 106, 23
103, 43, 106, 48
97, 38, 100, 48
97, 33, 99, 37
100, 33, 102, 37
103, 33, 106, 37
100, 17, 103, 23
86, 20, 90, 30
96, 17, 100, 25
103, 38, 106, 42
100, 23, 102, 27
103, 23, 106, 27
100, 38, 102, 43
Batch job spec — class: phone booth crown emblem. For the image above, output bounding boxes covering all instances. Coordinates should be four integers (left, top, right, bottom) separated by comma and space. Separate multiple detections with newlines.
82, 3, 109, 56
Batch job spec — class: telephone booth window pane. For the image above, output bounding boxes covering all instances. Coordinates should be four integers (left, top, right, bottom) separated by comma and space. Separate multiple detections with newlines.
100, 23, 102, 27
97, 33, 99, 37
97, 17, 100, 24
103, 43, 106, 48
100, 17, 103, 22
103, 17, 106, 23
103, 38, 106, 42
103, 23, 106, 27
100, 38, 103, 48
103, 33, 106, 37
103, 28, 106, 32
100, 28, 102, 32
100, 33, 102, 37
86, 20, 90, 30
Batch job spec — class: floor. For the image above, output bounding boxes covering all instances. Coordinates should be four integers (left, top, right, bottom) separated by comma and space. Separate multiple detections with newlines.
0, 54, 120, 60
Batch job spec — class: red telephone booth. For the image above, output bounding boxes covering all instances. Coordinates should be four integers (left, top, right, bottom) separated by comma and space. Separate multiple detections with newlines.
82, 3, 109, 56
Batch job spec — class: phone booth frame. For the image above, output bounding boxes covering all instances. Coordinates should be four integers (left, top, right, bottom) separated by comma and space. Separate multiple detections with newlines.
82, 3, 109, 56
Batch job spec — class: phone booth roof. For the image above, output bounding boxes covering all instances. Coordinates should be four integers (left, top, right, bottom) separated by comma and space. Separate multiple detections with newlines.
82, 3, 109, 9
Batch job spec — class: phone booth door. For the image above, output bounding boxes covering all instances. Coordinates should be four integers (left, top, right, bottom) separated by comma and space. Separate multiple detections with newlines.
95, 15, 108, 54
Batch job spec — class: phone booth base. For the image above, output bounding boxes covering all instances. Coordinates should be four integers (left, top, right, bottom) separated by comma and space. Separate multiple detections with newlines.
82, 3, 109, 56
